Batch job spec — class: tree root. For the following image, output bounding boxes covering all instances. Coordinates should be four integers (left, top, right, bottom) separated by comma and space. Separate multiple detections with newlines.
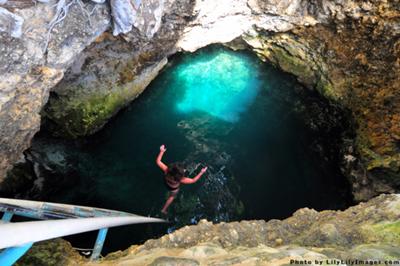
43, 0, 101, 53
1, 0, 143, 52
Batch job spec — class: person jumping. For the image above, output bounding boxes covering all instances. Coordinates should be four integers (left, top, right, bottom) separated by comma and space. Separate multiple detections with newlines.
156, 144, 207, 214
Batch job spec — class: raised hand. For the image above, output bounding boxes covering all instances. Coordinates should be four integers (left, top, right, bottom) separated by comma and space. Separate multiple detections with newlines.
160, 144, 167, 152
200, 166, 208, 173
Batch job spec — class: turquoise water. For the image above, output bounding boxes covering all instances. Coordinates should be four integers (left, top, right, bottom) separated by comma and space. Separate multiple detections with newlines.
176, 51, 261, 122
4, 46, 352, 254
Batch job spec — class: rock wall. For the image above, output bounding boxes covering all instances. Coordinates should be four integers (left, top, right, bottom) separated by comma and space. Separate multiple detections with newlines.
19, 194, 400, 265
0, 0, 194, 180
175, 0, 400, 200
0, 0, 399, 200
243, 1, 400, 201
0, 0, 111, 181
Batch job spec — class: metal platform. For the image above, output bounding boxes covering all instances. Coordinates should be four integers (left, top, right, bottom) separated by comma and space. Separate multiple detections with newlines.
0, 198, 165, 265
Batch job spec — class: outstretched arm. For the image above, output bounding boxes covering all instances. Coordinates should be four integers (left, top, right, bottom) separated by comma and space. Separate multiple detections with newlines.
180, 167, 208, 184
156, 145, 168, 173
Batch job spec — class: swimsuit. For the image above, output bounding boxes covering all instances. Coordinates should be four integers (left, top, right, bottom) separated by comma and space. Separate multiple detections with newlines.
165, 175, 180, 196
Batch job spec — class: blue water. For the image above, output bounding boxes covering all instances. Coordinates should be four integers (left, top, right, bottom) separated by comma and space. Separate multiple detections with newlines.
6, 46, 352, 254
176, 50, 261, 122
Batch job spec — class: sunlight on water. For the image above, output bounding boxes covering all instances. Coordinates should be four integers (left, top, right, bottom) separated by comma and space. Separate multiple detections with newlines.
175, 50, 262, 122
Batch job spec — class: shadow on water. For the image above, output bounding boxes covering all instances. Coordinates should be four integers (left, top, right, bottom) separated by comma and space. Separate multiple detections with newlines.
1, 45, 353, 254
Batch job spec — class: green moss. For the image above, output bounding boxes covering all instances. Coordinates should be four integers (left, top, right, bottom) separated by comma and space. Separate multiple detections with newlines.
43, 58, 166, 138
356, 143, 400, 182
15, 239, 82, 266
349, 244, 400, 260
369, 221, 400, 246
366, 155, 400, 171
43, 79, 147, 138
316, 78, 339, 101
79, 92, 126, 133
44, 88, 127, 138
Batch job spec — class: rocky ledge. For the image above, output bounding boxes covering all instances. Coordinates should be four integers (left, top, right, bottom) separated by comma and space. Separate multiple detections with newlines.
17, 194, 400, 265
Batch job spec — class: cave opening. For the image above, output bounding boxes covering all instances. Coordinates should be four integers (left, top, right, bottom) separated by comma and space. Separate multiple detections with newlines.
1, 45, 354, 255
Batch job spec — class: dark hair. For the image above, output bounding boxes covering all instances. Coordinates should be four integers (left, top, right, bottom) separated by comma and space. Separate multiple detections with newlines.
167, 163, 185, 181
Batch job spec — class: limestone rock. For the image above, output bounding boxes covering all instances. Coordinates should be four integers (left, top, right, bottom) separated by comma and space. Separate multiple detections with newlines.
134, 0, 165, 38
149, 256, 200, 266
0, 6, 23, 38
346, 244, 400, 260
0, 1, 111, 181
110, 0, 137, 36
180, 243, 228, 258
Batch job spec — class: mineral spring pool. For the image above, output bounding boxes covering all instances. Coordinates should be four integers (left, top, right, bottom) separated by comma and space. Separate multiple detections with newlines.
8, 46, 353, 254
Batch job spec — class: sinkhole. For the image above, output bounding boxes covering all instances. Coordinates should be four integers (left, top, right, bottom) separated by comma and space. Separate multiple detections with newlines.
2, 45, 353, 255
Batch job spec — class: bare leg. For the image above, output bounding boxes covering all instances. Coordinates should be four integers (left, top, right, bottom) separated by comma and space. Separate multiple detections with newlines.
161, 195, 175, 214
